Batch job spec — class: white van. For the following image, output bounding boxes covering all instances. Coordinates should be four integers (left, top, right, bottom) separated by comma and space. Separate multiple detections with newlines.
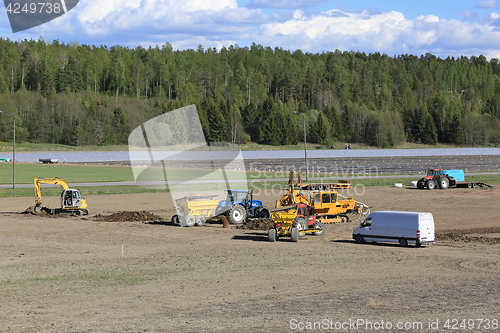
353, 211, 435, 247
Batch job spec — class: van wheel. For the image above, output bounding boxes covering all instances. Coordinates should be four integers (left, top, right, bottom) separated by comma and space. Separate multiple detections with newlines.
355, 234, 364, 244
416, 241, 422, 248
399, 238, 408, 247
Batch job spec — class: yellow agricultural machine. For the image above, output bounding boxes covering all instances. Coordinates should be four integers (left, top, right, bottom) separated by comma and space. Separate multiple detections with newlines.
171, 194, 220, 227
267, 203, 325, 242
34, 177, 89, 215
276, 171, 369, 224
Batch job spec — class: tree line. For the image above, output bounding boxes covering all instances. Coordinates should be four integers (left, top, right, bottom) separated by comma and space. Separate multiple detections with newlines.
1, 37, 500, 148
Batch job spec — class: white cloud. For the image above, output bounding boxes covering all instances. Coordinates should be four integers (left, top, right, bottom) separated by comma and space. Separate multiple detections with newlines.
257, 9, 500, 59
3, 1, 500, 59
475, 0, 498, 9
246, 0, 325, 9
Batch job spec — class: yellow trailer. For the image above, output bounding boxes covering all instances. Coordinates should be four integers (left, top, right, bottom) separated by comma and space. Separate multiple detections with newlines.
171, 195, 220, 227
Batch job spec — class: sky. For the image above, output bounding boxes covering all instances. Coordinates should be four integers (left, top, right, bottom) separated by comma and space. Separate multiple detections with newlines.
1, 0, 500, 59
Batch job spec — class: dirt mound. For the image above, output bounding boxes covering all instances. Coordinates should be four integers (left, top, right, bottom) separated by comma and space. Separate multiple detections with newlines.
94, 211, 166, 222
19, 206, 54, 217
238, 218, 273, 230
437, 227, 500, 244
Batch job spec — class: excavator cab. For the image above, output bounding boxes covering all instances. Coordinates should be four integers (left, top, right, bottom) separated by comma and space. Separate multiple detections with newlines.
61, 189, 83, 208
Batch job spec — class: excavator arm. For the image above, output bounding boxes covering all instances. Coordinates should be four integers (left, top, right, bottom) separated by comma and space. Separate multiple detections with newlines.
34, 177, 69, 207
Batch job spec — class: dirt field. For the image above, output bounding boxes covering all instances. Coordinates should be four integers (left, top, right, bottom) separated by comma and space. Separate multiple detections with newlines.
1, 185, 500, 332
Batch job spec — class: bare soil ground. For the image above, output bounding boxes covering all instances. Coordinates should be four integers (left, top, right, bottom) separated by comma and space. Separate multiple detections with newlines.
1, 185, 500, 332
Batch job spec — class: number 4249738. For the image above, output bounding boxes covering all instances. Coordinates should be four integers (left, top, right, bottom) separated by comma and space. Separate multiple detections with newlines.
443, 319, 498, 330
6, 2, 62, 14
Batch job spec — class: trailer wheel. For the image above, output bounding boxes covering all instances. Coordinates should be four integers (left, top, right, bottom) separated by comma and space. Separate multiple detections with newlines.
171, 214, 180, 225
426, 180, 436, 190
399, 238, 408, 247
312, 221, 325, 236
467, 183, 473, 188
195, 215, 205, 226
295, 217, 307, 237
268, 229, 277, 242
291, 228, 299, 242
184, 215, 195, 227
355, 234, 364, 244
439, 177, 449, 189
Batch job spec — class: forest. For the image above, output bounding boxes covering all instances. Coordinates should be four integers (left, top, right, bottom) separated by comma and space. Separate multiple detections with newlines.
1, 37, 500, 148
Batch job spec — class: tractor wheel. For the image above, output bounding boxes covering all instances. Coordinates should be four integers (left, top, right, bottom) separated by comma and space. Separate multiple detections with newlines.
183, 215, 195, 227
257, 207, 270, 219
312, 221, 325, 236
195, 215, 205, 226
355, 234, 364, 244
171, 214, 180, 225
268, 229, 277, 242
340, 215, 349, 223
84, 209, 90, 215
291, 228, 299, 242
227, 204, 246, 224
439, 177, 449, 189
295, 217, 307, 237
426, 180, 436, 190
399, 238, 408, 247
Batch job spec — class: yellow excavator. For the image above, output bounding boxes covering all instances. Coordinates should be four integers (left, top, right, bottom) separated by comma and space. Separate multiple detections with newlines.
34, 177, 89, 215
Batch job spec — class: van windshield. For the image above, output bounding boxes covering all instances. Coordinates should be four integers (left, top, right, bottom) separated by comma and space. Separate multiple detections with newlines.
362, 218, 372, 227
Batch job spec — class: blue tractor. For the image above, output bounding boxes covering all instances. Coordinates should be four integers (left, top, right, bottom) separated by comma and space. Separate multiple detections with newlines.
215, 189, 270, 224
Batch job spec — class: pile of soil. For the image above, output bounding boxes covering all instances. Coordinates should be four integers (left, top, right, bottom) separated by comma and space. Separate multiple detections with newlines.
93, 211, 166, 223
436, 227, 500, 244
19, 206, 54, 217
238, 218, 274, 230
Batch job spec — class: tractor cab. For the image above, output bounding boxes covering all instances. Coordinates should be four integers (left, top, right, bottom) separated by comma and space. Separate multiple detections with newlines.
426, 169, 445, 178
226, 189, 250, 206
295, 203, 316, 227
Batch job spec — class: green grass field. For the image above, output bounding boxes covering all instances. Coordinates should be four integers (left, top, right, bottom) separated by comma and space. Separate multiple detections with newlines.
0, 163, 135, 184
1, 159, 498, 198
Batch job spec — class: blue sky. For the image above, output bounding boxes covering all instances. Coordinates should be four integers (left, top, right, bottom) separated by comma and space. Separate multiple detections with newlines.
1, 0, 500, 59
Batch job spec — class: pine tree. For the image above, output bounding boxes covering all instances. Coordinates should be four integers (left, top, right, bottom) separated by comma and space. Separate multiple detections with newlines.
314, 112, 330, 144
112, 106, 129, 144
